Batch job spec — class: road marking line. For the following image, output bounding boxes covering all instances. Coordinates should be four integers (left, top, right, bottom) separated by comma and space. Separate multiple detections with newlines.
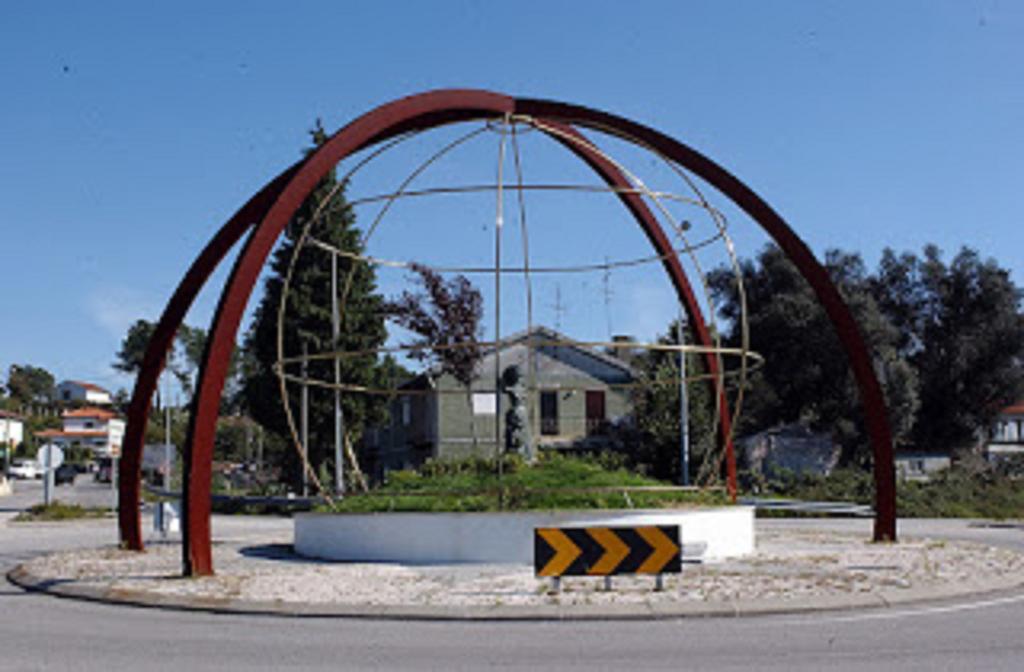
777, 592, 1024, 625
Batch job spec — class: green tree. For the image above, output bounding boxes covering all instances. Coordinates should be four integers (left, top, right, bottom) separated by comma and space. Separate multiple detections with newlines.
242, 121, 389, 489
173, 324, 207, 398
384, 264, 484, 450
623, 318, 717, 483
5, 364, 55, 406
113, 318, 244, 411
709, 245, 917, 465
873, 246, 1024, 451
113, 319, 158, 376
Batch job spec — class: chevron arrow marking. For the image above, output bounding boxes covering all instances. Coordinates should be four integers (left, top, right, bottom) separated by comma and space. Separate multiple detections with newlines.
635, 526, 681, 574
537, 528, 583, 577
587, 527, 630, 575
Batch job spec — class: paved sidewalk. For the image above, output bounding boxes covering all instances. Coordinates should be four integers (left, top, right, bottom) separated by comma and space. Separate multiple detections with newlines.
8, 518, 1024, 620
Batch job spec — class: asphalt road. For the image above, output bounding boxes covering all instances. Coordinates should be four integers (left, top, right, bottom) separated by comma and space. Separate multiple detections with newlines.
3, 480, 1024, 671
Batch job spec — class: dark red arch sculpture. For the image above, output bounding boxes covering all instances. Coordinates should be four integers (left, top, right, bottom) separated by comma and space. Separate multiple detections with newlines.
119, 90, 896, 576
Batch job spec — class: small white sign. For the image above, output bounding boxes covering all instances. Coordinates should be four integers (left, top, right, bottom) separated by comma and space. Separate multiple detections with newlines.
472, 393, 497, 415
36, 444, 64, 470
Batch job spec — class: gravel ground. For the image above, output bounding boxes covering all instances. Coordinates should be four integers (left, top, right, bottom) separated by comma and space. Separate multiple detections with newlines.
18, 526, 1024, 609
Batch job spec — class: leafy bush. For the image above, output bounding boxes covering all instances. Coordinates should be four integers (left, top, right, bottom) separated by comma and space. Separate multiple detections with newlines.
13, 501, 109, 522
321, 452, 727, 513
762, 463, 1024, 519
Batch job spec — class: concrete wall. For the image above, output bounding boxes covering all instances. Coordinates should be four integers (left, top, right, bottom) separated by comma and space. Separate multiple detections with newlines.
295, 506, 754, 565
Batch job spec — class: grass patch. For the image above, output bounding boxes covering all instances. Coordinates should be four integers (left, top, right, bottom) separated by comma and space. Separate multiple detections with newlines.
323, 453, 727, 513
13, 501, 110, 522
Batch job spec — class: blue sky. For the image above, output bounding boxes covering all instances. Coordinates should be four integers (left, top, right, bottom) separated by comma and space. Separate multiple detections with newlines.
1, 0, 1021, 395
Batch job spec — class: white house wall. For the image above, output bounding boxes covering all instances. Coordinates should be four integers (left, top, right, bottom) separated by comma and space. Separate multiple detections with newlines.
85, 389, 112, 405
0, 419, 24, 447
64, 418, 109, 432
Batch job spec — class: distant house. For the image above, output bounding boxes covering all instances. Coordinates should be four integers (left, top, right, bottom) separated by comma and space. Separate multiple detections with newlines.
362, 326, 635, 478
55, 380, 112, 406
0, 410, 24, 452
738, 424, 839, 479
894, 451, 951, 481
35, 407, 126, 459
986, 400, 1024, 463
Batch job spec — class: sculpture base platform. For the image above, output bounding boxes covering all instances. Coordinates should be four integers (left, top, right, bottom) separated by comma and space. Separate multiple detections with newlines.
294, 507, 754, 565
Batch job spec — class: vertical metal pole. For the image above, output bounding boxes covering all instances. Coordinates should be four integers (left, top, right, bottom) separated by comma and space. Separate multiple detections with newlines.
164, 389, 172, 491
43, 443, 52, 506
301, 340, 309, 498
332, 251, 345, 495
678, 312, 690, 487
112, 455, 119, 512
494, 119, 508, 503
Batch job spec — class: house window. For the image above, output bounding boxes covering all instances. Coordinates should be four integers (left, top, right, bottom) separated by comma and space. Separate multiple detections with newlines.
401, 399, 411, 426
585, 390, 605, 433
540, 391, 558, 436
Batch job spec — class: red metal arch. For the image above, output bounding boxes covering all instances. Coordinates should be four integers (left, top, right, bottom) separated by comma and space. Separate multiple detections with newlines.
117, 162, 302, 551
121, 89, 896, 576
518, 98, 897, 544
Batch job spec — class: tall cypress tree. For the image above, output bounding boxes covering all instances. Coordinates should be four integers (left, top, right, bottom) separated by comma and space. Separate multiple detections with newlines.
242, 121, 389, 488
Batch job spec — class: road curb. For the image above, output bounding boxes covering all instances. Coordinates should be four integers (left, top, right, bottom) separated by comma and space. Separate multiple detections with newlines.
9, 562, 1024, 622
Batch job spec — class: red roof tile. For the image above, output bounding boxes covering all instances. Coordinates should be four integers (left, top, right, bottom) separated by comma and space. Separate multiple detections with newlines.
62, 407, 118, 420
1000, 401, 1024, 415
67, 380, 111, 394
35, 429, 108, 439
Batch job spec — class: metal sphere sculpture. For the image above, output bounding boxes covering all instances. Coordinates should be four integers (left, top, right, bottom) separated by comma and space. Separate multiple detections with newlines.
117, 90, 897, 577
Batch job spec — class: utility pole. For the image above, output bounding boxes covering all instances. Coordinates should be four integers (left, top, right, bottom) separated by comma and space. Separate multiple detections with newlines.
332, 250, 345, 496
301, 340, 309, 498
677, 312, 690, 486
164, 385, 172, 491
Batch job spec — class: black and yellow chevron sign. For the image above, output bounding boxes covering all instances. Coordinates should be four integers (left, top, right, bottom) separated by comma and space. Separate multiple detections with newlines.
534, 525, 681, 577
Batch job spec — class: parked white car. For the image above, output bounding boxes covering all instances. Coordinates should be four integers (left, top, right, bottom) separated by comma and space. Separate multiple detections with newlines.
9, 459, 41, 480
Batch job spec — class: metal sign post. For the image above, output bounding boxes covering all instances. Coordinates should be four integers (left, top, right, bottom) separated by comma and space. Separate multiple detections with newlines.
164, 391, 172, 491
43, 444, 52, 506
36, 443, 63, 507
112, 455, 119, 511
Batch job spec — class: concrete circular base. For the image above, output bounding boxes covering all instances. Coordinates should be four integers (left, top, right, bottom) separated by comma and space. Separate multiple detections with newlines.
295, 507, 754, 565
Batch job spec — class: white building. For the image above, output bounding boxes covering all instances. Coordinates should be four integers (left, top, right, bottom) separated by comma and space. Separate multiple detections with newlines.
0, 410, 24, 450
55, 380, 112, 406
894, 451, 951, 481
987, 401, 1024, 462
35, 407, 126, 458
